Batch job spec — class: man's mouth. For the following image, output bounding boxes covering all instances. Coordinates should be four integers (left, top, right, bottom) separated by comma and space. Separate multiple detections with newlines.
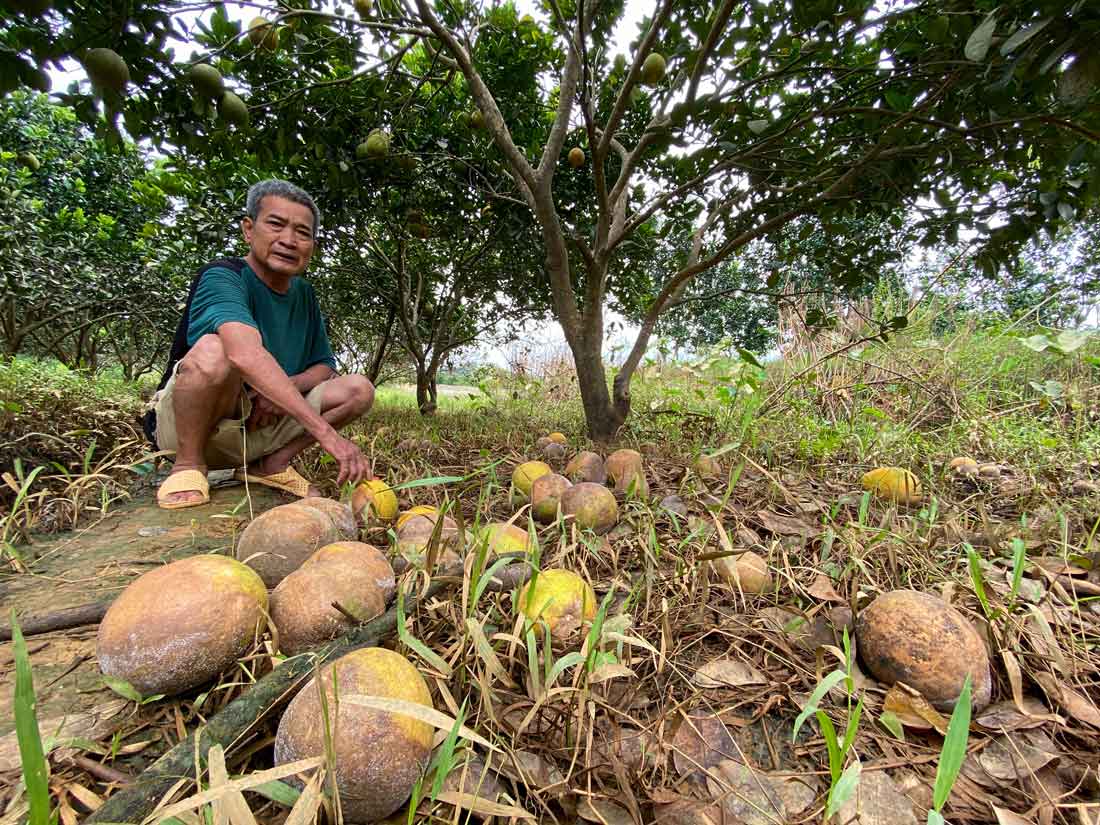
271, 250, 297, 264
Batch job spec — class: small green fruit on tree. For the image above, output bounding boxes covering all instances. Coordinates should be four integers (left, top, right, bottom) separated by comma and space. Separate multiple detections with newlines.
218, 92, 250, 127
189, 63, 224, 99
248, 17, 279, 51
640, 52, 666, 86
84, 48, 130, 93
362, 128, 390, 159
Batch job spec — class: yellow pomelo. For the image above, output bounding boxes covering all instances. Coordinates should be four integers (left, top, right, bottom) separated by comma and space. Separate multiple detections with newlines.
640, 52, 666, 86
511, 460, 552, 501
568, 147, 585, 168
395, 505, 440, 531
517, 569, 596, 641
351, 479, 399, 524
861, 467, 922, 505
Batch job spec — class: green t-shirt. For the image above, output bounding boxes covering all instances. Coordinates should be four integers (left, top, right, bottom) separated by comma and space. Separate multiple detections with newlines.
186, 262, 336, 376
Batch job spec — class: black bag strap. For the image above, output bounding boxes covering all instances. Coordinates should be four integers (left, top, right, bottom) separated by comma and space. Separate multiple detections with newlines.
142, 257, 246, 447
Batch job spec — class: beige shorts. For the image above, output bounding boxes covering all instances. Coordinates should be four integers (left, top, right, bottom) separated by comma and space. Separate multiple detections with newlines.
151, 363, 327, 470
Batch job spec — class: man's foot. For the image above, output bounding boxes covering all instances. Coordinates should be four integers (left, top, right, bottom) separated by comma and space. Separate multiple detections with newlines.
157, 464, 210, 509
238, 458, 322, 497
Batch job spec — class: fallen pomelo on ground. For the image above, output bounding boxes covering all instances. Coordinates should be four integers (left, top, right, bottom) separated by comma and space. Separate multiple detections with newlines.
270, 542, 392, 655
948, 456, 979, 477
289, 496, 357, 540
693, 454, 723, 480
861, 466, 922, 505
274, 648, 433, 822
395, 504, 440, 531
351, 478, 398, 525
605, 448, 649, 499
560, 482, 618, 534
711, 549, 772, 594
479, 521, 531, 554
856, 589, 991, 711
531, 473, 572, 524
511, 460, 552, 504
517, 568, 596, 641
236, 503, 342, 587
565, 450, 607, 484
98, 555, 267, 696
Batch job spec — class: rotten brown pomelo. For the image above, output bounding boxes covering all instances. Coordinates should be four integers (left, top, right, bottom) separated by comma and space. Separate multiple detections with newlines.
531, 473, 572, 524
606, 448, 649, 498
97, 555, 267, 696
270, 542, 392, 655
856, 589, 992, 711
560, 482, 619, 534
274, 648, 434, 822
235, 504, 342, 587
289, 497, 357, 540
564, 450, 607, 484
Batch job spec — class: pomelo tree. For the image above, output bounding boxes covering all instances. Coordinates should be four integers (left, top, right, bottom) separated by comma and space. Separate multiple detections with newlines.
5, 0, 1098, 437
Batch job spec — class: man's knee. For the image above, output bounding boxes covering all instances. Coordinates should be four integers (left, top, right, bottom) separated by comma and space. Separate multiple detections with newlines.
178, 335, 235, 386
343, 374, 375, 416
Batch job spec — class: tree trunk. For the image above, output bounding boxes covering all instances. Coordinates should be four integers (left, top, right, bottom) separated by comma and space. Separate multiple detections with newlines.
568, 326, 626, 442
415, 362, 438, 415
367, 304, 396, 384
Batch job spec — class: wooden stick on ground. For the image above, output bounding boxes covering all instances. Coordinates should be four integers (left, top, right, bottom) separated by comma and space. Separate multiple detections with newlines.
86, 560, 529, 825
0, 602, 111, 642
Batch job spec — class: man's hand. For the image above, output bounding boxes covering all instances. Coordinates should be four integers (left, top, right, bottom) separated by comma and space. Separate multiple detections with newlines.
246, 391, 286, 431
319, 432, 372, 486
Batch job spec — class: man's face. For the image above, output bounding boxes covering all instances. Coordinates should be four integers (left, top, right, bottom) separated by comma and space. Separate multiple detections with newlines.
241, 195, 316, 277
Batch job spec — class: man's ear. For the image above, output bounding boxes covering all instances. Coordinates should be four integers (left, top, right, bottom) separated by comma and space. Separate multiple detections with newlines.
241, 216, 254, 242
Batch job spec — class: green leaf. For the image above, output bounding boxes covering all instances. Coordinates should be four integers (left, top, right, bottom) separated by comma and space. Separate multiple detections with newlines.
1000, 18, 1050, 56
878, 710, 906, 741
932, 675, 972, 812
747, 119, 769, 134
12, 610, 52, 825
792, 670, 847, 740
964, 13, 997, 62
927, 811, 946, 825
827, 759, 862, 818
101, 674, 144, 703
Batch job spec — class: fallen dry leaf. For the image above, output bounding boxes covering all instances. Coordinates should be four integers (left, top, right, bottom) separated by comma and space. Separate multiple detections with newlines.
882, 683, 949, 733
808, 574, 844, 603
978, 731, 1059, 782
992, 805, 1036, 825
975, 698, 1058, 732
754, 509, 820, 538
651, 798, 726, 825
1032, 672, 1100, 729
694, 658, 766, 689
670, 712, 740, 780
706, 760, 786, 825
836, 770, 919, 825
578, 797, 635, 825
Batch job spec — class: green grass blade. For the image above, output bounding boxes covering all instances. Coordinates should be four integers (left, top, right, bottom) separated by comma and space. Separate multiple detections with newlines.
11, 610, 52, 825
1009, 537, 1026, 604
964, 543, 992, 619
932, 676, 972, 812
792, 670, 846, 740
826, 759, 862, 818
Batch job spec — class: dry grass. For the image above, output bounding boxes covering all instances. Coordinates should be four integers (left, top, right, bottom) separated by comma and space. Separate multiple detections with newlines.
4, 322, 1100, 824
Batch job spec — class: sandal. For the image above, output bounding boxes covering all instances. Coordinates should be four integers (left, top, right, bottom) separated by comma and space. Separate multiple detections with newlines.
233, 466, 313, 498
157, 469, 211, 510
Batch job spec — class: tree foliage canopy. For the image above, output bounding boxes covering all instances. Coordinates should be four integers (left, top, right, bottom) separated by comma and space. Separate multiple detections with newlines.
2, 0, 1098, 433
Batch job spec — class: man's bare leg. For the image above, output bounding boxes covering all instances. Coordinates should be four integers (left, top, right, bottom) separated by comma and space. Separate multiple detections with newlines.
162, 335, 242, 506
248, 374, 374, 491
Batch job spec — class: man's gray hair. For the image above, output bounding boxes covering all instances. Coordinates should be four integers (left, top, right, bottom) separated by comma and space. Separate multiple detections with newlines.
246, 179, 321, 236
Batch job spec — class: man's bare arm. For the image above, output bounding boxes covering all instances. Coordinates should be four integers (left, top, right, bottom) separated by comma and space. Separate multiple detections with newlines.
217, 322, 368, 484
291, 363, 336, 394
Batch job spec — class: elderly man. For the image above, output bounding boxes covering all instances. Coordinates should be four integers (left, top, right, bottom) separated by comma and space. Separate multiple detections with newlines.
146, 179, 373, 509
